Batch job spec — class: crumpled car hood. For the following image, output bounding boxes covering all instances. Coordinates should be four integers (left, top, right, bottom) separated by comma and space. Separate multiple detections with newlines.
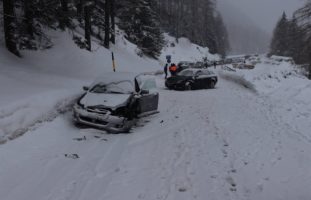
80, 92, 132, 110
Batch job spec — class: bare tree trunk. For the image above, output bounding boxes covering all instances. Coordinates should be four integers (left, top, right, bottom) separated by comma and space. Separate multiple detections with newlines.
176, 0, 180, 42
84, 5, 91, 51
104, 0, 110, 48
3, 0, 20, 56
191, 0, 198, 43
77, 0, 83, 23
110, 0, 115, 44
59, 0, 69, 30
24, 0, 33, 37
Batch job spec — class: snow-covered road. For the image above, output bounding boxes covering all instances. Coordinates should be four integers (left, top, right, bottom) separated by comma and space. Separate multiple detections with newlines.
1, 77, 311, 200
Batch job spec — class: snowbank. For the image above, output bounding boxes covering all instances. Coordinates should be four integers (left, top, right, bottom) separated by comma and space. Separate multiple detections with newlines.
219, 66, 257, 92
218, 57, 311, 139
219, 59, 307, 94
0, 90, 80, 144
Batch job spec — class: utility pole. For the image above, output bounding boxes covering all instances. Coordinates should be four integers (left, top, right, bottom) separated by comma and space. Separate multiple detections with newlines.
111, 52, 116, 72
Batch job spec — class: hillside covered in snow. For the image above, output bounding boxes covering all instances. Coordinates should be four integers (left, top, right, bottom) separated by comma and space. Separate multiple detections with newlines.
0, 31, 215, 143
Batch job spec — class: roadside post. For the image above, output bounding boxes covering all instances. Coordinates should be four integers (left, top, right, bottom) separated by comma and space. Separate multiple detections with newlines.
112, 52, 116, 72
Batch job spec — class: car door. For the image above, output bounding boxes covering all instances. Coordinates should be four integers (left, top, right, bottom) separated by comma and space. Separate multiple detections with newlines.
137, 92, 159, 114
136, 76, 159, 114
195, 70, 211, 88
194, 71, 206, 88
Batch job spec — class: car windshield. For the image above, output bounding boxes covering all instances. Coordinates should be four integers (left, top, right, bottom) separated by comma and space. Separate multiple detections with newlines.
178, 70, 194, 76
90, 80, 134, 94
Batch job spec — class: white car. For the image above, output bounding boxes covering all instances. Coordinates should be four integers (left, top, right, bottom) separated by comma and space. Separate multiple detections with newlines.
73, 72, 159, 133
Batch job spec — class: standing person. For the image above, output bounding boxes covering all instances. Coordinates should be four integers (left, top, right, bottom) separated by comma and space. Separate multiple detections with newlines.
169, 63, 178, 76
213, 61, 217, 69
164, 62, 169, 79
164, 55, 172, 79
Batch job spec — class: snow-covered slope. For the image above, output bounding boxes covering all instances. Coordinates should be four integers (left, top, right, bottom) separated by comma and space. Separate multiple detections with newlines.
160, 33, 219, 65
0, 31, 157, 143
0, 31, 214, 143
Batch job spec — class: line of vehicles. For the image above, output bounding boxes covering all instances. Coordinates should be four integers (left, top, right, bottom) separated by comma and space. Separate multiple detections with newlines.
72, 62, 219, 134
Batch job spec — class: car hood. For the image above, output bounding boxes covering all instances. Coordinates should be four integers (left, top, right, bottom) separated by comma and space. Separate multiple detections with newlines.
80, 92, 132, 110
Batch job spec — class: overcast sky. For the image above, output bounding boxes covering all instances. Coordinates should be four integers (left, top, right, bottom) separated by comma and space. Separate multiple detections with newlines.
217, 0, 306, 33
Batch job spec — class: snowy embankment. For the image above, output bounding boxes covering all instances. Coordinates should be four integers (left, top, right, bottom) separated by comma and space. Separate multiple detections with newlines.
218, 66, 257, 92
0, 31, 212, 143
219, 58, 311, 141
0, 90, 80, 144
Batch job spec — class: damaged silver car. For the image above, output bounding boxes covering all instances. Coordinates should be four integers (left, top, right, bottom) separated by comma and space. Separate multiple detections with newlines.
73, 72, 159, 133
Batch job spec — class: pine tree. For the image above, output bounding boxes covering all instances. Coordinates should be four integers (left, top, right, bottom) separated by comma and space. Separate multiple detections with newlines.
270, 12, 290, 56
214, 13, 230, 57
118, 0, 164, 58
295, 0, 311, 72
201, 0, 217, 52
155, 0, 229, 55
287, 18, 305, 63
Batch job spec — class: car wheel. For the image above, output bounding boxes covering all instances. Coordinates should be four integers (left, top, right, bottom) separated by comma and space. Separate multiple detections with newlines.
185, 81, 192, 90
209, 81, 215, 89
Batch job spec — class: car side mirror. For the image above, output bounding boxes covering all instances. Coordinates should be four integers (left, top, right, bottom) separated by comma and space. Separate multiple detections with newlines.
141, 89, 149, 95
83, 86, 89, 91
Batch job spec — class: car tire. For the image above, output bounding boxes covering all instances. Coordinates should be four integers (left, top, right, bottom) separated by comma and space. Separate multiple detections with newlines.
209, 81, 215, 89
185, 81, 192, 90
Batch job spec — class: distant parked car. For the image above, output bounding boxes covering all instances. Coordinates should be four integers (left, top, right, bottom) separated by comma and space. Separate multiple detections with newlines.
165, 68, 218, 90
177, 61, 192, 72
73, 72, 159, 133
232, 63, 255, 69
194, 61, 205, 68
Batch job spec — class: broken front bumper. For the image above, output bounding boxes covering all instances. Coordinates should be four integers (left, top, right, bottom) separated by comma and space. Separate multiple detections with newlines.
73, 105, 136, 133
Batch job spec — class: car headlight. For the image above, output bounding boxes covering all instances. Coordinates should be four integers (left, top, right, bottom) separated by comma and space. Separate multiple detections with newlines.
73, 102, 84, 113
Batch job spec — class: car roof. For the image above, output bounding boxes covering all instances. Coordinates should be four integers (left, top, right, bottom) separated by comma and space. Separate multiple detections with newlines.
89, 72, 156, 91
91, 72, 138, 86
180, 68, 214, 73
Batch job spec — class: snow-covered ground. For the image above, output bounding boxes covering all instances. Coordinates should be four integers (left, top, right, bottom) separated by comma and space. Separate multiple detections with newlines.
220, 58, 311, 144
1, 32, 311, 200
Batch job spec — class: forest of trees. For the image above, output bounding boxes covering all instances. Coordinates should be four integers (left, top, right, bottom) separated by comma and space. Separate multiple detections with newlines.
1, 0, 116, 57
0, 0, 229, 59
270, 0, 311, 76
156, 0, 229, 57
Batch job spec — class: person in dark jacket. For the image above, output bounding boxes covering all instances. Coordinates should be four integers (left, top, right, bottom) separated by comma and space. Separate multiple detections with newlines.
164, 62, 170, 79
